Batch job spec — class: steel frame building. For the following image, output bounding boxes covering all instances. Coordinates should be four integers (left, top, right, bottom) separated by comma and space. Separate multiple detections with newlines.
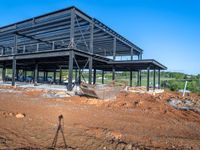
0, 6, 166, 91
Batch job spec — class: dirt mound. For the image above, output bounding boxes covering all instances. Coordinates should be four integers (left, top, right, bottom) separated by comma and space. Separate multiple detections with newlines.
0, 86, 200, 149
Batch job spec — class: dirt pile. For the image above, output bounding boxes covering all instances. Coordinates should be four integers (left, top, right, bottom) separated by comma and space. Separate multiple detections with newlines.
0, 86, 200, 149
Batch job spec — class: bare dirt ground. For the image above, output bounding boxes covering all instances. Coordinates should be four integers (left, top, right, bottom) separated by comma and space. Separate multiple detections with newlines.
0, 86, 200, 150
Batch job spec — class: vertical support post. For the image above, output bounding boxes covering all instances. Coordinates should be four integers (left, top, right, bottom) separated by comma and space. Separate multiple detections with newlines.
53, 70, 56, 83
1, 47, 4, 55
139, 70, 142, 86
137, 71, 140, 86
59, 67, 62, 84
12, 58, 16, 86
139, 52, 142, 60
43, 72, 46, 82
153, 69, 156, 91
130, 70, 133, 87
112, 66, 115, 81
147, 68, 150, 91
131, 47, 133, 60
78, 69, 81, 84
36, 43, 39, 52
90, 23, 94, 54
2, 63, 6, 82
68, 51, 74, 91
52, 41, 55, 51
113, 38, 116, 60
68, 8, 75, 49
46, 72, 48, 81
23, 45, 26, 53
34, 63, 38, 86
93, 68, 96, 84
158, 69, 161, 89
88, 57, 93, 84
13, 36, 16, 55
12, 34, 17, 86
102, 70, 104, 84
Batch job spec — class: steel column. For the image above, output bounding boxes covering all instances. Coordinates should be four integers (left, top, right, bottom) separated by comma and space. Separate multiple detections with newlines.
130, 71, 133, 87
67, 51, 74, 91
153, 69, 156, 91
46, 72, 48, 81
131, 47, 134, 60
43, 72, 46, 82
137, 71, 140, 86
12, 58, 16, 86
12, 34, 17, 86
113, 38, 116, 60
78, 69, 81, 84
59, 67, 62, 84
147, 68, 150, 91
2, 64, 6, 82
112, 66, 115, 81
53, 71, 56, 83
139, 53, 142, 60
88, 56, 93, 84
34, 63, 38, 85
68, 8, 75, 48
139, 70, 142, 86
102, 70, 104, 84
158, 69, 161, 89
93, 68, 96, 84
90, 23, 94, 53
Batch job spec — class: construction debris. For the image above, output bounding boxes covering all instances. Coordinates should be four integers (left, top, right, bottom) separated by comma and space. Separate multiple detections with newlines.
80, 82, 126, 99
128, 86, 164, 94
167, 99, 200, 112
43, 90, 72, 98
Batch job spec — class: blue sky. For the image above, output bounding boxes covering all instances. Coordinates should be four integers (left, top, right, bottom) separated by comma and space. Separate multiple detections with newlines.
0, 0, 199, 75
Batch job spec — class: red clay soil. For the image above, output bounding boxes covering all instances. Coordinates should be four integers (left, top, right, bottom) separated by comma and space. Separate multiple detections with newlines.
0, 86, 200, 150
